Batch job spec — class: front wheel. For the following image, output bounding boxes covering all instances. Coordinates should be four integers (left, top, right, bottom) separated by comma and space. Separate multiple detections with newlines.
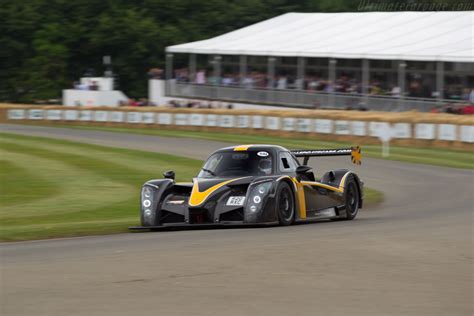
342, 175, 360, 220
276, 182, 295, 226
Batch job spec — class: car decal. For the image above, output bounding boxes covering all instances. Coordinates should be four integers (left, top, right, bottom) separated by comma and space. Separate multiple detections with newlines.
188, 177, 248, 207
287, 177, 306, 219
301, 172, 351, 193
233, 144, 253, 151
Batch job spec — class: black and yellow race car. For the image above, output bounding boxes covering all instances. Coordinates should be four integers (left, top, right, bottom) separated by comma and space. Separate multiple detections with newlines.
130, 144, 363, 230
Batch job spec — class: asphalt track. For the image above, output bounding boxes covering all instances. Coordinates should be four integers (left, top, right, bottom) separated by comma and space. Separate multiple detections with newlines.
1, 124, 473, 316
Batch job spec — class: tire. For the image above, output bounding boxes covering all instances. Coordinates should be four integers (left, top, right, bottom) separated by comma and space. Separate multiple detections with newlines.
342, 175, 360, 220
276, 182, 295, 226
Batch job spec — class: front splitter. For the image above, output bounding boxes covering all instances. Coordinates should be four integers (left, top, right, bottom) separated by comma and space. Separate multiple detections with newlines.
129, 221, 278, 231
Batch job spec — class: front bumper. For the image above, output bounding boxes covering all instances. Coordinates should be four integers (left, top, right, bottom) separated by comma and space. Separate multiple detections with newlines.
129, 220, 278, 231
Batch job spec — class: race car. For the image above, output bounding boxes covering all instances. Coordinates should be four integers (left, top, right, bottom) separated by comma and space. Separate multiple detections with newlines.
129, 144, 363, 230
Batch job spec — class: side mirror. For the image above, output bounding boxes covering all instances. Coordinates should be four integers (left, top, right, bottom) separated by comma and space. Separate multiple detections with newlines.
163, 170, 175, 180
295, 165, 312, 181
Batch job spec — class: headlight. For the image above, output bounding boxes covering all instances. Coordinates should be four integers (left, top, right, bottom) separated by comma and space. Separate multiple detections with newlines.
141, 185, 157, 223
143, 186, 152, 198
143, 199, 151, 207
245, 181, 273, 217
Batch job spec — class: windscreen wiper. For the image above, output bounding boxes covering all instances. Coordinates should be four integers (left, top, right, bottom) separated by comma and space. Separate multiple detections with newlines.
201, 168, 217, 176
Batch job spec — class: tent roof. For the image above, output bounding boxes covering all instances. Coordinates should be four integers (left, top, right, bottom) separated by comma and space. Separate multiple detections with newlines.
166, 11, 473, 62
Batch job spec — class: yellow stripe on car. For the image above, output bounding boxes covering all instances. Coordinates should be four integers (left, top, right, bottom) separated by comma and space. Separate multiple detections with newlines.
233, 144, 253, 151
301, 172, 351, 193
282, 176, 307, 219
189, 177, 246, 207
294, 179, 307, 219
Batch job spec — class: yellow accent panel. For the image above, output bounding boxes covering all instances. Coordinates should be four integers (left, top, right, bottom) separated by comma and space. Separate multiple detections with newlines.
296, 181, 306, 219
301, 181, 343, 193
338, 172, 350, 189
189, 178, 243, 207
290, 177, 306, 219
233, 144, 253, 151
301, 172, 351, 193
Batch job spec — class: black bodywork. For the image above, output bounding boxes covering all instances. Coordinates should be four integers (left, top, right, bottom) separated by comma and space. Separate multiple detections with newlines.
130, 145, 363, 230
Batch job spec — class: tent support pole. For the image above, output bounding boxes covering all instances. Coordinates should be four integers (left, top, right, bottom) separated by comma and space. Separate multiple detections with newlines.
362, 59, 369, 107
189, 54, 196, 83
213, 55, 222, 98
398, 61, 406, 109
213, 55, 221, 84
297, 57, 306, 105
165, 53, 173, 95
297, 57, 305, 90
329, 58, 337, 107
267, 57, 276, 88
239, 55, 247, 100
239, 55, 247, 87
267, 57, 276, 103
436, 61, 444, 103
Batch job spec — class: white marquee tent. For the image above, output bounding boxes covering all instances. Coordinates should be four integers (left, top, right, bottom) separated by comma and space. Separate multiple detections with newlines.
167, 11, 473, 62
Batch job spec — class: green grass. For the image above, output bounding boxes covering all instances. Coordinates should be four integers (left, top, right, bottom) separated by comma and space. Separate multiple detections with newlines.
59, 125, 473, 169
0, 133, 202, 241
0, 133, 383, 241
0, 160, 59, 206
364, 188, 384, 207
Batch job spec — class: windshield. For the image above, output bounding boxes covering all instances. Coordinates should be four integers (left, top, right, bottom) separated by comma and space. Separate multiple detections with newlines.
198, 151, 273, 178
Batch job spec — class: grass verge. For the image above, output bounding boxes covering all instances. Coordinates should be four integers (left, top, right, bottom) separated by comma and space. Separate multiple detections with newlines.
0, 133, 383, 242
364, 188, 384, 207
58, 125, 473, 169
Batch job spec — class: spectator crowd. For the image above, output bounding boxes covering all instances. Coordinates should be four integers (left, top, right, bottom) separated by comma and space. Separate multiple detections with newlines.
156, 68, 473, 104
73, 80, 100, 91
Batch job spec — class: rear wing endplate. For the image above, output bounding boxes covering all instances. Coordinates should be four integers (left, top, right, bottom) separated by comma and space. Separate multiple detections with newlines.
291, 146, 361, 165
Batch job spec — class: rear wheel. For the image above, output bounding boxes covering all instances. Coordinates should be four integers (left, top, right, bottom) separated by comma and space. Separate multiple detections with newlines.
276, 182, 295, 226
343, 175, 359, 220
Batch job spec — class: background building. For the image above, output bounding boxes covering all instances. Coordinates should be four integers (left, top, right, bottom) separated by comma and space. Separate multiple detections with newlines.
160, 11, 473, 111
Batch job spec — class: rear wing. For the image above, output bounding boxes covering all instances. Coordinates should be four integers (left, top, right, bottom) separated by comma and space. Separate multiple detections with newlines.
291, 146, 361, 165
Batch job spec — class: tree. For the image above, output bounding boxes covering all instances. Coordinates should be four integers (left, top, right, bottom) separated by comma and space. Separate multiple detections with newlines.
0, 0, 465, 102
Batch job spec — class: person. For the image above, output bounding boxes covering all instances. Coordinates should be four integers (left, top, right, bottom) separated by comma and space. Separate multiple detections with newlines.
148, 68, 163, 79
369, 81, 384, 95
390, 85, 401, 98
242, 76, 253, 89
257, 159, 272, 175
408, 81, 421, 97
196, 70, 206, 84
324, 81, 334, 93
222, 75, 233, 86
461, 103, 474, 115
307, 76, 321, 91
129, 99, 138, 107
457, 88, 470, 101
89, 81, 99, 91
276, 76, 287, 89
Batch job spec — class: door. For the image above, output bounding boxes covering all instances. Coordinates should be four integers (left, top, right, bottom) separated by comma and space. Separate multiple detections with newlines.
302, 182, 345, 213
